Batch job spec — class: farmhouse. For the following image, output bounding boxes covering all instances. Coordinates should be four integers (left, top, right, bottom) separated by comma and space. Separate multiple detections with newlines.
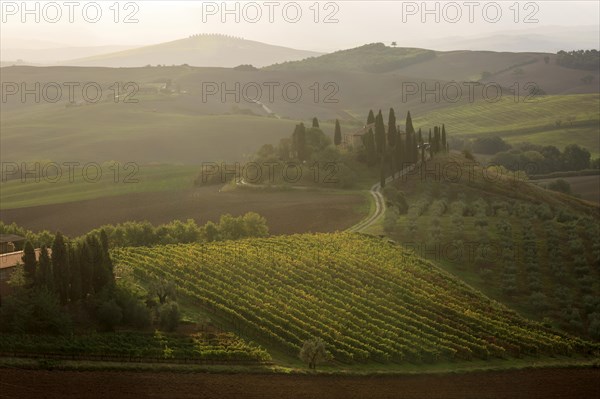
341, 122, 408, 151
0, 233, 25, 254
0, 244, 45, 305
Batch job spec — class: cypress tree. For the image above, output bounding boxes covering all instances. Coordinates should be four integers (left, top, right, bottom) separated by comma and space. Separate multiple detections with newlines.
38, 245, 53, 291
51, 232, 70, 304
441, 124, 447, 152
312, 117, 319, 128
434, 126, 441, 154
362, 128, 377, 166
428, 129, 433, 159
405, 111, 415, 136
387, 108, 397, 148
80, 241, 93, 298
334, 119, 342, 146
87, 235, 109, 294
21, 241, 37, 286
417, 128, 423, 145
99, 230, 115, 284
367, 109, 375, 125
395, 131, 404, 173
69, 243, 82, 302
374, 110, 386, 156
292, 123, 307, 161
412, 131, 419, 164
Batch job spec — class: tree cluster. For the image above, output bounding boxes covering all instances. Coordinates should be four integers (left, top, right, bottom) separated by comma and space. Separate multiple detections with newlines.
556, 50, 599, 71
491, 143, 593, 174
359, 108, 448, 187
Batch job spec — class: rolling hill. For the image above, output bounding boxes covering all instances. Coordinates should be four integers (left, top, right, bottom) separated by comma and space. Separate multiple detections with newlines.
67, 34, 322, 68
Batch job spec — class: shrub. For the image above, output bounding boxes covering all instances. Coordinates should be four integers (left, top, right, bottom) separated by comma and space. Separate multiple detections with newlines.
158, 302, 180, 332
97, 299, 123, 331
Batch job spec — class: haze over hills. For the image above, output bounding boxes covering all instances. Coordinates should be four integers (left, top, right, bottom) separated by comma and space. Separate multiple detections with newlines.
0, 45, 140, 65
64, 34, 323, 68
427, 26, 600, 53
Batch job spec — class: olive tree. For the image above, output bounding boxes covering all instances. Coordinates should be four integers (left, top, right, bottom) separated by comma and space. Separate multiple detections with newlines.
299, 338, 329, 370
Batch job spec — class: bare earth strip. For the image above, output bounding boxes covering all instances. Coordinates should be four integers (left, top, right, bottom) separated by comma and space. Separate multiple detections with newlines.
0, 185, 365, 236
0, 368, 598, 399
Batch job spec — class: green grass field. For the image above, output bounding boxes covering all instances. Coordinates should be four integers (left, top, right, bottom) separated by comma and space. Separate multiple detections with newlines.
0, 164, 198, 209
414, 94, 600, 156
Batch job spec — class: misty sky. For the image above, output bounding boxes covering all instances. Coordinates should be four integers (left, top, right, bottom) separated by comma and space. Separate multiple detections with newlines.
1, 1, 599, 52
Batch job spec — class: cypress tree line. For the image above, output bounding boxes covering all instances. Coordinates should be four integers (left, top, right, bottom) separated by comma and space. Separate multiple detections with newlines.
334, 119, 342, 146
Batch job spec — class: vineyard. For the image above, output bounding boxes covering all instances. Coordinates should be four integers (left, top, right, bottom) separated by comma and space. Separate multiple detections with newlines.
0, 331, 270, 363
113, 233, 595, 364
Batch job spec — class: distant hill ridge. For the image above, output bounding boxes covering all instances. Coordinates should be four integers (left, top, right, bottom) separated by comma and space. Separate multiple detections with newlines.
67, 34, 323, 68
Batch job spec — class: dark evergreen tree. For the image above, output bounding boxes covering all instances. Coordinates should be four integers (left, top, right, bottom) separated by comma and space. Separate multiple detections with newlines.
417, 128, 423, 145
441, 124, 447, 152
395, 131, 404, 174
312, 117, 319, 128
292, 123, 307, 161
387, 108, 397, 148
374, 110, 386, 156
367, 109, 375, 125
99, 230, 114, 282
405, 111, 415, 136
51, 232, 70, 304
21, 241, 37, 286
80, 241, 93, 298
362, 128, 377, 166
86, 235, 110, 294
334, 119, 342, 146
37, 245, 53, 291
68, 243, 82, 302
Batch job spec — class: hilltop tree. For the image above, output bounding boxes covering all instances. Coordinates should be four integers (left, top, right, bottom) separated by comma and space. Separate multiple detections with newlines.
21, 241, 37, 286
334, 119, 342, 146
51, 232, 70, 304
37, 245, 53, 291
367, 109, 375, 125
312, 117, 319, 128
299, 338, 329, 370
